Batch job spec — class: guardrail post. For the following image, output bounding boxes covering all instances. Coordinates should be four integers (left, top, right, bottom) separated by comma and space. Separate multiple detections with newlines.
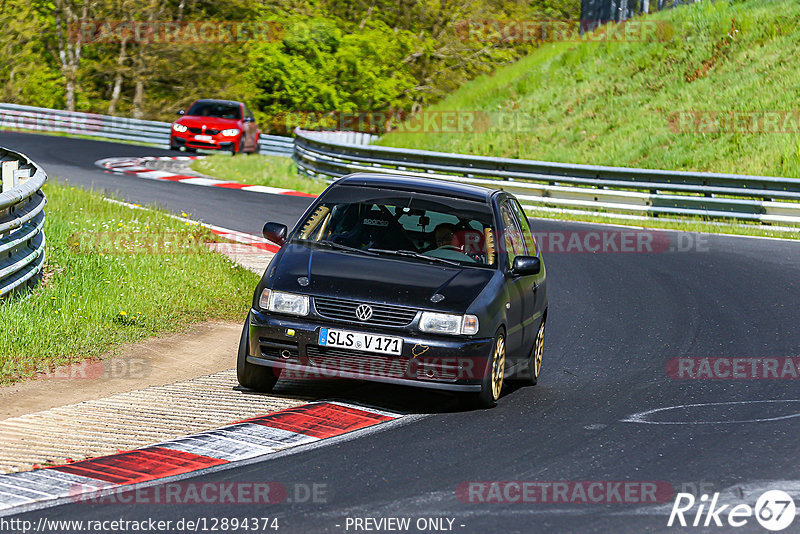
2, 160, 18, 192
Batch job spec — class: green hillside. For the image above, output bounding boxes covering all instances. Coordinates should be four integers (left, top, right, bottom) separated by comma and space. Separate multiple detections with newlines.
379, 0, 800, 179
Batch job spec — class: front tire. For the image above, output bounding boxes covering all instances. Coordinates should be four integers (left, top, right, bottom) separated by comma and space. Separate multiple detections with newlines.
237, 317, 280, 392
470, 330, 506, 408
232, 137, 243, 155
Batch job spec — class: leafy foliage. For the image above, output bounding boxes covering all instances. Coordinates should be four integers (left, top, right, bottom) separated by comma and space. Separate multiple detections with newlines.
0, 0, 577, 132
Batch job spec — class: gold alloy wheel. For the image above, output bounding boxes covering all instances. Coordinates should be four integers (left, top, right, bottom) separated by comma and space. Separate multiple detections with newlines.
491, 335, 506, 400
533, 321, 545, 378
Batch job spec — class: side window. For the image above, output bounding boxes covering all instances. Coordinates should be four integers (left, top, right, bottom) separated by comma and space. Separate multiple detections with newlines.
242, 104, 254, 120
509, 199, 536, 256
499, 202, 525, 267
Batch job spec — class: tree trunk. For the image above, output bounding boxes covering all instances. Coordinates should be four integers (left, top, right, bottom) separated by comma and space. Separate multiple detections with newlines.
107, 40, 128, 115
53, 1, 87, 112
133, 78, 144, 119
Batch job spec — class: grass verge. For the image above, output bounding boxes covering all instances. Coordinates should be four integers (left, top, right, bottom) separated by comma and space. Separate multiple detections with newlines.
375, 0, 800, 238
0, 182, 259, 385
191, 154, 328, 195
379, 0, 800, 178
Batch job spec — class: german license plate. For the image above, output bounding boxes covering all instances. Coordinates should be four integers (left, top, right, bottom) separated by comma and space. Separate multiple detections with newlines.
318, 328, 403, 355
194, 134, 213, 141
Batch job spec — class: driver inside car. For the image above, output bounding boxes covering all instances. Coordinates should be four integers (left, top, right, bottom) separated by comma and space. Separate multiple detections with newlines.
423, 223, 477, 262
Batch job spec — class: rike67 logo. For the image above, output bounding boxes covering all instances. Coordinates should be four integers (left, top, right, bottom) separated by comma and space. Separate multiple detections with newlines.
668, 490, 796, 531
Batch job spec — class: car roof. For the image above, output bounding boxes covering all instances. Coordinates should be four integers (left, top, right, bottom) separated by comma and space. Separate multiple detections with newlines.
336, 173, 497, 203
191, 99, 243, 107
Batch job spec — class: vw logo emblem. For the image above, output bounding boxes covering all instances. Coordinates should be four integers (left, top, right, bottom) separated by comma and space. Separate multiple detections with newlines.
355, 304, 373, 321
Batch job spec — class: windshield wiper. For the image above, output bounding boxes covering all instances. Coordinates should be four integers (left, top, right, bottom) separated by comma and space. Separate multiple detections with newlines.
367, 248, 460, 267
308, 239, 377, 256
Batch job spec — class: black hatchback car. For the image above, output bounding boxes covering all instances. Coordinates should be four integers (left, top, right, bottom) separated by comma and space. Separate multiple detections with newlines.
238, 174, 547, 407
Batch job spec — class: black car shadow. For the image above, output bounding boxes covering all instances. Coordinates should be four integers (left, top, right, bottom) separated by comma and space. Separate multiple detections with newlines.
235, 377, 531, 415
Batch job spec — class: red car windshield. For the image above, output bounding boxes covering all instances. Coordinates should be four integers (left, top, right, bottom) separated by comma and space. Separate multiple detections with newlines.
186, 102, 241, 120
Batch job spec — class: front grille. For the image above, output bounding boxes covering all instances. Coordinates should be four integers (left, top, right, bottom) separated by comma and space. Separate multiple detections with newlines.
188, 127, 220, 135
305, 345, 412, 379
313, 297, 418, 327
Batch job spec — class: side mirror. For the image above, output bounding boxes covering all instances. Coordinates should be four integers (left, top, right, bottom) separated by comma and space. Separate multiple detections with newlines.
244, 116, 255, 123
177, 109, 185, 116
512, 255, 540, 276
263, 222, 288, 246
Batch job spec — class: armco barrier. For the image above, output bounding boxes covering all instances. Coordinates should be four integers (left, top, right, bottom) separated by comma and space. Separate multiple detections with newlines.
0, 103, 294, 157
293, 129, 800, 225
0, 147, 47, 297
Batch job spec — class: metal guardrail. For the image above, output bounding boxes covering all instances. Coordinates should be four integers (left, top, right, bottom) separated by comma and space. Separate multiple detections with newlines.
0, 103, 294, 157
0, 147, 47, 297
296, 130, 378, 146
294, 129, 800, 225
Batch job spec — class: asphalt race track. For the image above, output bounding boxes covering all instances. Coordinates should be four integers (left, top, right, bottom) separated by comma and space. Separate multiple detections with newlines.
4, 130, 800, 533
0, 131, 311, 234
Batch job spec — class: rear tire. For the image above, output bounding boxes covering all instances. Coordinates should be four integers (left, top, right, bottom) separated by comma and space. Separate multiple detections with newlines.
237, 317, 280, 392
516, 317, 545, 386
469, 330, 505, 408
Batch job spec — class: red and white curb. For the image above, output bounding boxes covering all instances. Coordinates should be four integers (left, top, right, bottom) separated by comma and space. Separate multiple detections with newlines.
208, 226, 280, 254
0, 402, 401, 514
96, 156, 317, 197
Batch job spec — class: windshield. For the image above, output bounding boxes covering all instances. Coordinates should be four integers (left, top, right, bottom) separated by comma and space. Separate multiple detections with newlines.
292, 197, 497, 268
186, 101, 241, 119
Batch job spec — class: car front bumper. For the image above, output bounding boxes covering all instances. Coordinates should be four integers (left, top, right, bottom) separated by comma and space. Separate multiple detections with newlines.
170, 133, 237, 151
246, 309, 493, 392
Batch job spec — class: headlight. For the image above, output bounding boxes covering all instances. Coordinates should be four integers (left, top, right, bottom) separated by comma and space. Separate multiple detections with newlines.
172, 123, 188, 132
419, 312, 479, 335
259, 289, 309, 316
221, 128, 240, 136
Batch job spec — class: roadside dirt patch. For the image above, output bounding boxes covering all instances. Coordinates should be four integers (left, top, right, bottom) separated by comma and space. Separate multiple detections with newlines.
0, 321, 242, 420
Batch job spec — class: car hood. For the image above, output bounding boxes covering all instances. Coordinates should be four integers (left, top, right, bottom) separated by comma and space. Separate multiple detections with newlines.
270, 244, 495, 312
175, 116, 240, 129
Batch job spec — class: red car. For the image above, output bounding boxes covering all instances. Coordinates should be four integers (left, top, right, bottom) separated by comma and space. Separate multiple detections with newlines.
170, 99, 260, 154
